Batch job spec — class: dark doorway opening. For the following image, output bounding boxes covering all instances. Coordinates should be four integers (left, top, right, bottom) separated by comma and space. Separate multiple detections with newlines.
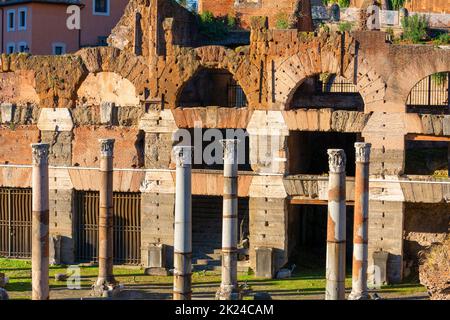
288, 204, 354, 273
405, 140, 449, 175
0, 188, 32, 258
288, 132, 358, 176
75, 191, 141, 265
192, 196, 249, 259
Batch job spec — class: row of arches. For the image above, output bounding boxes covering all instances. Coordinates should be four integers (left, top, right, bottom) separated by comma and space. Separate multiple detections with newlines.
175, 66, 448, 113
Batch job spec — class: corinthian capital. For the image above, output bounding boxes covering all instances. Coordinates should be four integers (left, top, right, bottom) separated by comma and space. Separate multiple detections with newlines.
221, 139, 239, 164
173, 146, 193, 167
99, 139, 115, 157
355, 142, 372, 163
327, 149, 346, 173
31, 143, 49, 166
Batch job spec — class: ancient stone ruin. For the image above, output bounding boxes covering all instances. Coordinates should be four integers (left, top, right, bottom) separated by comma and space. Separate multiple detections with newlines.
0, 0, 449, 299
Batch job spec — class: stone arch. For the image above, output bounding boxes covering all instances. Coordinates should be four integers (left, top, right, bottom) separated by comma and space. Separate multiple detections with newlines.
272, 41, 386, 111
386, 48, 450, 107
405, 70, 450, 114
77, 71, 140, 106
76, 47, 149, 98
168, 45, 254, 108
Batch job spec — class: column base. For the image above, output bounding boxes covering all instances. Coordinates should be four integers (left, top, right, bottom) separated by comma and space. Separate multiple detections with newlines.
92, 278, 122, 298
348, 291, 370, 300
215, 285, 241, 300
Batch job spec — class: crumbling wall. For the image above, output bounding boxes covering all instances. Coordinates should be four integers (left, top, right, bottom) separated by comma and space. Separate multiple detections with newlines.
404, 203, 450, 278
198, 0, 313, 30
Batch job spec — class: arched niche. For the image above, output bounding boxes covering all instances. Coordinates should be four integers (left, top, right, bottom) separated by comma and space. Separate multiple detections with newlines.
176, 68, 248, 108
76, 72, 140, 106
288, 73, 364, 111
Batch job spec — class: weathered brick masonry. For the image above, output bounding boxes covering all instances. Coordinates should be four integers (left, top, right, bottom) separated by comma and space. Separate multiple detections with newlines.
0, 0, 449, 282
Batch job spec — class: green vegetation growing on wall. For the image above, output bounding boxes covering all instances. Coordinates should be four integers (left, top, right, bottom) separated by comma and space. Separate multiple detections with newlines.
338, 21, 353, 32
275, 12, 290, 29
433, 33, 450, 46
322, 0, 350, 7
401, 14, 429, 44
390, 0, 406, 9
198, 11, 236, 40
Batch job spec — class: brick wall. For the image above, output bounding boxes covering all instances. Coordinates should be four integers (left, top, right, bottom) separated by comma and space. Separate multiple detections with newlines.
198, 0, 312, 30
405, 0, 449, 14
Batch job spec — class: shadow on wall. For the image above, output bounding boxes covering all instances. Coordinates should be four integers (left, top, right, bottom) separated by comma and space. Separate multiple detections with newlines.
403, 202, 450, 280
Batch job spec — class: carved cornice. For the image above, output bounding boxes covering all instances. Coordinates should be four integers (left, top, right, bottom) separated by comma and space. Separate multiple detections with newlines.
355, 142, 371, 163
99, 139, 115, 157
31, 143, 49, 165
327, 149, 346, 173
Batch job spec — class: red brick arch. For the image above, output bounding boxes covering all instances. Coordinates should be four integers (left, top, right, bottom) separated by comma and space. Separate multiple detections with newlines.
272, 38, 386, 111
170, 45, 255, 109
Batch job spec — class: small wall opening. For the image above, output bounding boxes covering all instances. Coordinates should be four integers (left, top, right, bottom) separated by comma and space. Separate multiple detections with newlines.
192, 196, 249, 260
177, 68, 248, 108
288, 132, 358, 176
289, 74, 364, 111
406, 72, 450, 115
404, 140, 449, 176
288, 204, 354, 272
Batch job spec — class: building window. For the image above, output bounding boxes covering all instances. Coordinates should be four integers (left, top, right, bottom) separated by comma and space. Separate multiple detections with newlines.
18, 42, 28, 53
6, 43, 15, 54
52, 43, 66, 55
18, 8, 27, 31
93, 0, 110, 16
7, 10, 15, 32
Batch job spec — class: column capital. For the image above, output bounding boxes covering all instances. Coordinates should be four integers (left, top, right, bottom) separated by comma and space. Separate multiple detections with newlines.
99, 139, 115, 157
327, 149, 346, 173
173, 146, 193, 167
31, 143, 49, 165
355, 142, 371, 163
221, 139, 240, 164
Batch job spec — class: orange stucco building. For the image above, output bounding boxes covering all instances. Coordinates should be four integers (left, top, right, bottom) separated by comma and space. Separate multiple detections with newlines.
0, 0, 128, 55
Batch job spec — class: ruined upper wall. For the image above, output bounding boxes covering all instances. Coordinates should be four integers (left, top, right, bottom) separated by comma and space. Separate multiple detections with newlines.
108, 0, 199, 58
198, 0, 313, 30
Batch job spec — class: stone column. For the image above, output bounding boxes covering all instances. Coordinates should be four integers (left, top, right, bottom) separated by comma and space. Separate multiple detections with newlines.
31, 143, 50, 300
173, 146, 193, 300
349, 143, 371, 300
325, 149, 347, 300
94, 139, 117, 294
216, 139, 241, 300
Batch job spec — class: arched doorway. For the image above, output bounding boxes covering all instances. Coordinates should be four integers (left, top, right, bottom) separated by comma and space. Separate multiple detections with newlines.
406, 72, 450, 114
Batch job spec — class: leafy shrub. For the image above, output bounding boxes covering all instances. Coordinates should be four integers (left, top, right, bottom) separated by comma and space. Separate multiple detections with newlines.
401, 14, 429, 44
322, 0, 349, 7
198, 11, 229, 40
433, 33, 450, 46
275, 12, 289, 29
338, 21, 353, 32
390, 0, 406, 9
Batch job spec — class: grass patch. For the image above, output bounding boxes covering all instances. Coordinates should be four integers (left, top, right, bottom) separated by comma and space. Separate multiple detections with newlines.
0, 258, 427, 300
